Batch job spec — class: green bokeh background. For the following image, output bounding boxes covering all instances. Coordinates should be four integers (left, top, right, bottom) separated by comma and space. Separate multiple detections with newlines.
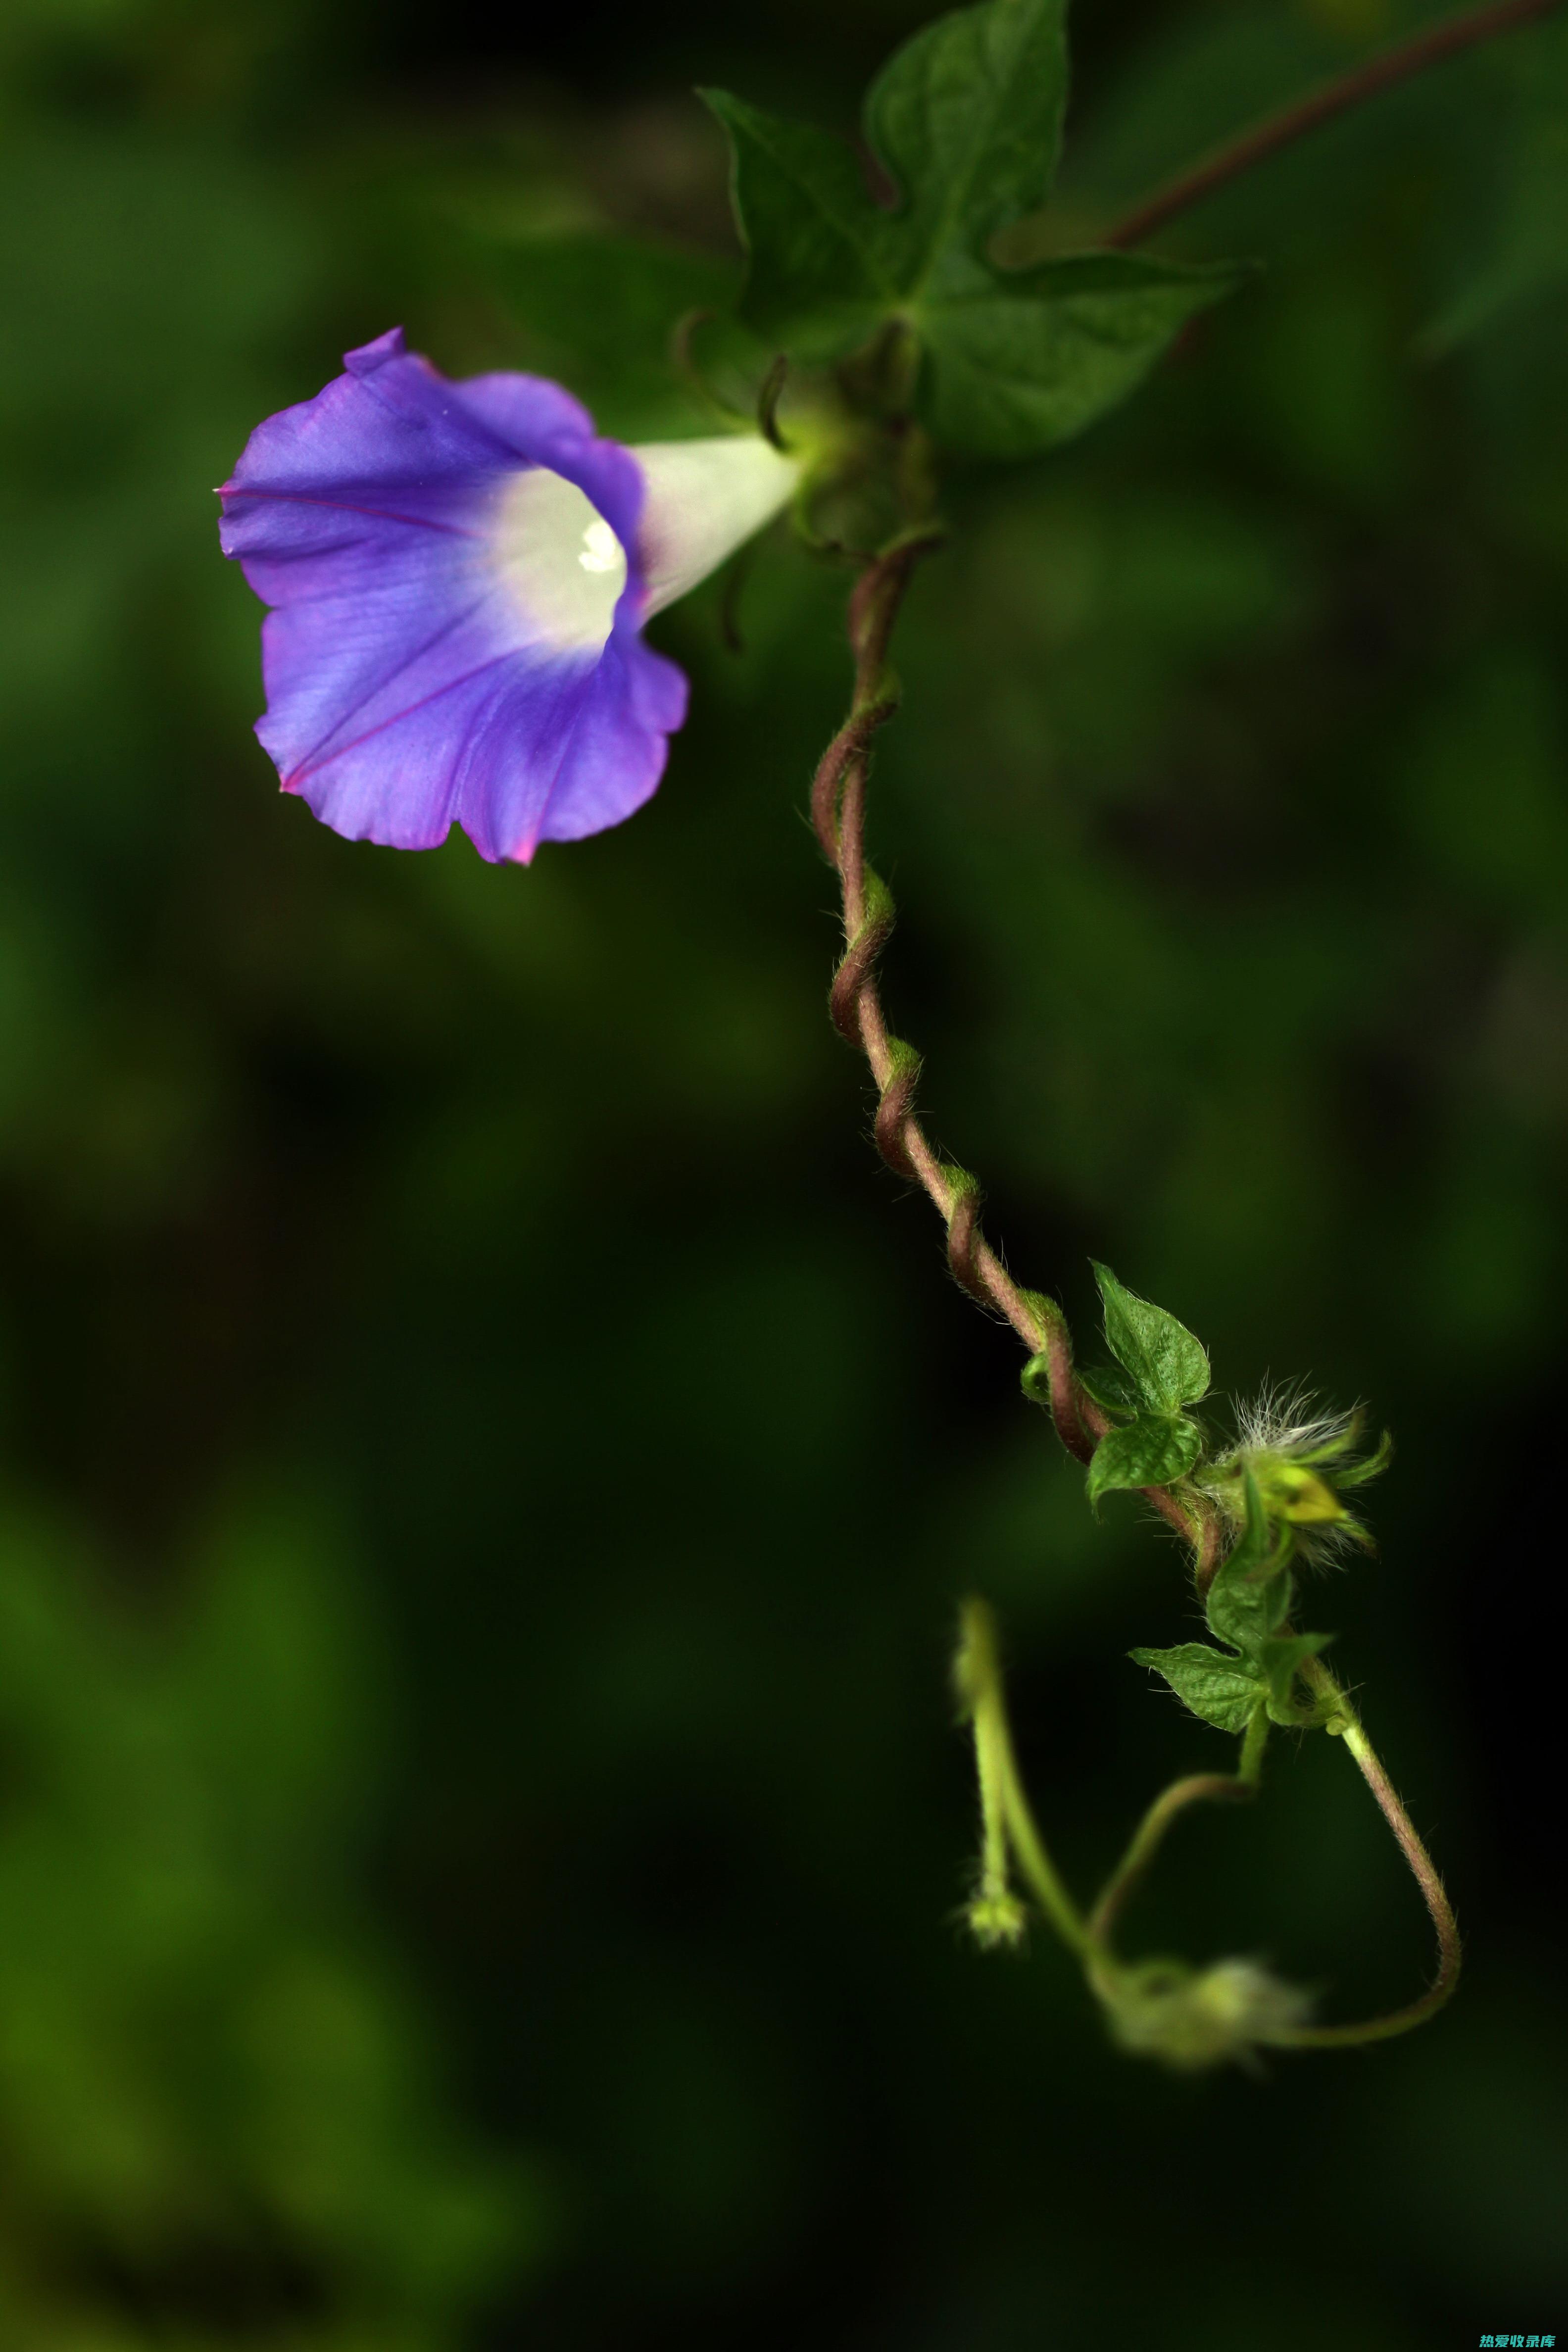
2, 0, 1566, 2341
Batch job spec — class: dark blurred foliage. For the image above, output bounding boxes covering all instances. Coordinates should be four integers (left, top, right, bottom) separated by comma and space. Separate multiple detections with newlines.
2, 0, 1567, 2342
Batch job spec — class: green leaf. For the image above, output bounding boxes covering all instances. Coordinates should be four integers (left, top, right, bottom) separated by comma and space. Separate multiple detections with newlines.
1076, 1362, 1142, 1415
699, 90, 896, 361
1133, 1480, 1332, 1738
917, 253, 1243, 460
1203, 1474, 1291, 1658
864, 0, 1069, 293
1257, 1632, 1333, 1727
707, 0, 1244, 453
1086, 1411, 1201, 1507
1091, 1261, 1210, 1414
1128, 1643, 1265, 1735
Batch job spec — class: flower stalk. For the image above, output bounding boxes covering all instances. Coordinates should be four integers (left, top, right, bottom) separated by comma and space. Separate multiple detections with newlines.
955, 1601, 1089, 1958
1274, 1659, 1464, 2050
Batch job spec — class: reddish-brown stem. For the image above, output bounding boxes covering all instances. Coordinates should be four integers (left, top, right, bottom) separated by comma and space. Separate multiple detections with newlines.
1104, 0, 1564, 251
815, 547, 1068, 1342
814, 543, 1215, 1557
1193, 1508, 1225, 1596
1274, 1663, 1463, 2047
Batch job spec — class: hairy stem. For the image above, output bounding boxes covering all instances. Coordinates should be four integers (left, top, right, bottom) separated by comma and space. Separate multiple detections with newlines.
1271, 1660, 1463, 2048
812, 541, 1048, 1353
1104, 0, 1564, 251
1087, 1705, 1269, 1949
814, 543, 1217, 1556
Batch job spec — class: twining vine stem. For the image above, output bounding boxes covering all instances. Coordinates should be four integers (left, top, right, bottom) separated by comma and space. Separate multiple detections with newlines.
809, 539, 1220, 1573
1103, 0, 1565, 251
797, 0, 1514, 2076
814, 546, 1461, 2051
808, 542, 1033, 1342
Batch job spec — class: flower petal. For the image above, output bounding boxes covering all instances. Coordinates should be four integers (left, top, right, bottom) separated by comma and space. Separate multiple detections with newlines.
219, 330, 680, 861
279, 624, 687, 861
529, 635, 688, 853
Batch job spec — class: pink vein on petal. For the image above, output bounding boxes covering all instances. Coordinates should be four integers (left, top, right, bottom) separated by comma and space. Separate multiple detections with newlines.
523, 666, 600, 857
282, 642, 575, 789
286, 585, 508, 775
219, 487, 486, 540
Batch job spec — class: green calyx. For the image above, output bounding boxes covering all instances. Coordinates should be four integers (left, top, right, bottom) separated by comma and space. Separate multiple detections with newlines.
1202, 1411, 1391, 1555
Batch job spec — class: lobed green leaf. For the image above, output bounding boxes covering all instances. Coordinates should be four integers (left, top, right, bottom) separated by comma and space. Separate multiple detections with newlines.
699, 89, 896, 361
707, 0, 1244, 456
865, 0, 1069, 294
917, 253, 1243, 460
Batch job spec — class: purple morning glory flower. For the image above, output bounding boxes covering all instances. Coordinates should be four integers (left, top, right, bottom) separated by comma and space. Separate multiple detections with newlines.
219, 328, 800, 863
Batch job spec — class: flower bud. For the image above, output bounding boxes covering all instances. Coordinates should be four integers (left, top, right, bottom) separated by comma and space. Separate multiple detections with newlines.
1103, 1958, 1313, 2071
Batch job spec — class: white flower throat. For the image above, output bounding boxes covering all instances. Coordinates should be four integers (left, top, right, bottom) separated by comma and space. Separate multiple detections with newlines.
490, 435, 799, 656
578, 517, 621, 575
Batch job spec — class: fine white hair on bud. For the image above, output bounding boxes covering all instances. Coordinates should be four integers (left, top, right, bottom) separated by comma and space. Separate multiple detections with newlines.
1231, 1379, 1358, 1463
1198, 1379, 1389, 1563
